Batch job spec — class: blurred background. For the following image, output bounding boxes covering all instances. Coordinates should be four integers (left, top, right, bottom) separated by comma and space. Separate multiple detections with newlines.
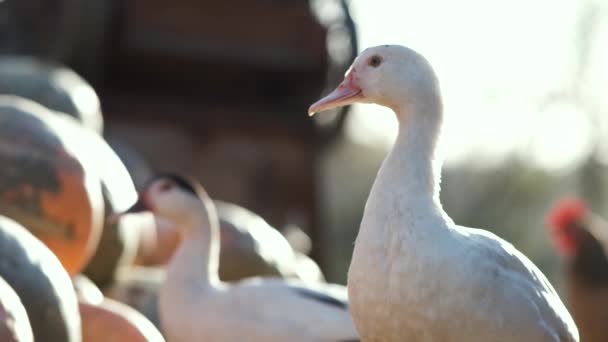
1, 0, 607, 290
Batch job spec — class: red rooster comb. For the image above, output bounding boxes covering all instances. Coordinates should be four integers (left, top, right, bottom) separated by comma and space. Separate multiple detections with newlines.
546, 197, 588, 232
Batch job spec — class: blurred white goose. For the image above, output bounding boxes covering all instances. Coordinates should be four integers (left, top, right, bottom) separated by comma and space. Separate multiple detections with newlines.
124, 174, 359, 342
309, 45, 579, 341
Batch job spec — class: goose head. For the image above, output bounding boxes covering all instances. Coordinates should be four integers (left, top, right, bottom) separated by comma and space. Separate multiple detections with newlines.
124, 174, 213, 233
309, 45, 441, 117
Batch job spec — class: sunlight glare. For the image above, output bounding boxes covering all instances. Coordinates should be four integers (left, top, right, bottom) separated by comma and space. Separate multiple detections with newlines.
526, 103, 593, 171
347, 0, 597, 170
52, 70, 101, 118
345, 104, 397, 148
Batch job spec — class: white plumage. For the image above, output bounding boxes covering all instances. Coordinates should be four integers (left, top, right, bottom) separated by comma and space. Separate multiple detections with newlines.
124, 174, 359, 342
309, 45, 579, 341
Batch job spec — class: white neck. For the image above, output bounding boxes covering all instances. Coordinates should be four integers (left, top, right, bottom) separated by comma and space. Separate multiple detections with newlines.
397, 102, 441, 202
164, 203, 221, 289
369, 100, 450, 227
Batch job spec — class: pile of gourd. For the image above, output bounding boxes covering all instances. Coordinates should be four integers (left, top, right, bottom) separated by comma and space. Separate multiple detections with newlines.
0, 57, 324, 341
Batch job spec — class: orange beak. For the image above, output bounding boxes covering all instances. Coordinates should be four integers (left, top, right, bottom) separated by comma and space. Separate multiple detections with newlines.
308, 69, 363, 116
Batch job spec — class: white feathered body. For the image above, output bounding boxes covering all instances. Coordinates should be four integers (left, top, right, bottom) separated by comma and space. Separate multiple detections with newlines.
160, 236, 359, 342
347, 133, 578, 342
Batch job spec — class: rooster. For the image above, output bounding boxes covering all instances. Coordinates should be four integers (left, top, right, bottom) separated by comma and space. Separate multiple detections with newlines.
547, 197, 608, 342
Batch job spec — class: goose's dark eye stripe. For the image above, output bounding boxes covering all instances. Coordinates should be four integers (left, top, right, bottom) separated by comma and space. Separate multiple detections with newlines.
159, 182, 172, 191
148, 173, 199, 197
167, 175, 198, 196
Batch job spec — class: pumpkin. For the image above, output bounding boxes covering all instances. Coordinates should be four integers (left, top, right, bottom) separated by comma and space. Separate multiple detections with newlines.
80, 131, 142, 289
0, 215, 81, 342
72, 274, 104, 305
128, 199, 325, 282
104, 267, 163, 329
79, 298, 165, 342
105, 137, 154, 191
0, 276, 33, 342
125, 199, 295, 279
215, 200, 324, 282
0, 56, 103, 134
0, 96, 104, 275
104, 138, 171, 268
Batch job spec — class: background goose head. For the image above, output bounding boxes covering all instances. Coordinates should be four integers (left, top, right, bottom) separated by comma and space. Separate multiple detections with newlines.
125, 174, 215, 234
309, 44, 441, 116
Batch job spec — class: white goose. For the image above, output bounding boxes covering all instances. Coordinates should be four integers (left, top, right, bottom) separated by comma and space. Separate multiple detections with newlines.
123, 174, 359, 342
309, 45, 579, 341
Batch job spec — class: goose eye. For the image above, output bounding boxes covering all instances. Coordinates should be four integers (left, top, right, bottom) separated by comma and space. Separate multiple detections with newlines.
159, 181, 173, 192
368, 55, 382, 68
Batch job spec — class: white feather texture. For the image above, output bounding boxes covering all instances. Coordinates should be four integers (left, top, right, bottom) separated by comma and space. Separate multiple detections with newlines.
312, 45, 579, 341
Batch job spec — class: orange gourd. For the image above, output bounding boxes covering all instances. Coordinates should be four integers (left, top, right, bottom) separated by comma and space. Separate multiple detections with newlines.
80, 133, 142, 289
79, 298, 165, 342
0, 215, 81, 342
0, 96, 104, 275
0, 56, 104, 134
